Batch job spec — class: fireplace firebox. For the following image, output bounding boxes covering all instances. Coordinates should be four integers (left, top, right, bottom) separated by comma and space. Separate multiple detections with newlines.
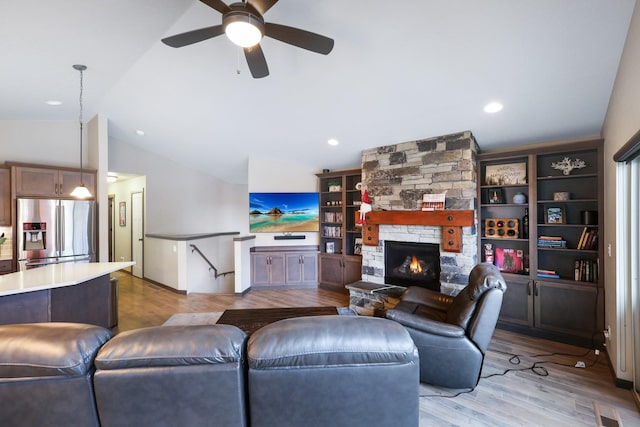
384, 241, 440, 291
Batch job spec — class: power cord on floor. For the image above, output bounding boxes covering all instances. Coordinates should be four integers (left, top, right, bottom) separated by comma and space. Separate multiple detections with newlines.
419, 347, 600, 398
419, 388, 474, 398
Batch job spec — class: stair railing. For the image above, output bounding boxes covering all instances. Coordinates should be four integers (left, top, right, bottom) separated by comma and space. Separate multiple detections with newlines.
189, 244, 234, 279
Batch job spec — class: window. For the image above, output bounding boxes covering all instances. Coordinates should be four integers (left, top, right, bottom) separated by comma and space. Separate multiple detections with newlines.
615, 133, 640, 398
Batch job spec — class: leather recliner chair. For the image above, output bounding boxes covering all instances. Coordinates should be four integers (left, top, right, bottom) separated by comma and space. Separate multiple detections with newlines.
385, 262, 507, 389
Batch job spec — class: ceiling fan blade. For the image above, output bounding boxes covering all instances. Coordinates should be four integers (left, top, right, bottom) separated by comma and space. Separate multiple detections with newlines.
264, 23, 334, 55
200, 0, 230, 14
248, 0, 279, 16
161, 25, 225, 48
244, 44, 269, 78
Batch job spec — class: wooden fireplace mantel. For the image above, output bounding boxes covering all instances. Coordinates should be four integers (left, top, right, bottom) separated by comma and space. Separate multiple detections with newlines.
359, 210, 475, 253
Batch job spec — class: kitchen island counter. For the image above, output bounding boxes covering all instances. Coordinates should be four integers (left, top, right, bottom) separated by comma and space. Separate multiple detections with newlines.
0, 262, 134, 328
0, 262, 134, 296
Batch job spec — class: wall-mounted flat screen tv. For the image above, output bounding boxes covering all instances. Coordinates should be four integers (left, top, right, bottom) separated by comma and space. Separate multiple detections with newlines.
249, 192, 319, 233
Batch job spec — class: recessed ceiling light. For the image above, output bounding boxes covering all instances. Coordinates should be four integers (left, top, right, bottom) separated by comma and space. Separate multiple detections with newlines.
328, 138, 339, 146
483, 102, 504, 113
135, 130, 145, 136
45, 100, 62, 106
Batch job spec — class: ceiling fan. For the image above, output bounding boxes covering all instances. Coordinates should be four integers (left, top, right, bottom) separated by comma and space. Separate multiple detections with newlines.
161, 0, 334, 78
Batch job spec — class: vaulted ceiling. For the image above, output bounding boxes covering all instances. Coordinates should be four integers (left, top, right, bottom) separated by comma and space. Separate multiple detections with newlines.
1, 0, 635, 183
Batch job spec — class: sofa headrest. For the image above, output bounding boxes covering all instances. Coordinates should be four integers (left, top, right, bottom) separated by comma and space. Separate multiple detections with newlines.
446, 263, 507, 329
466, 263, 508, 299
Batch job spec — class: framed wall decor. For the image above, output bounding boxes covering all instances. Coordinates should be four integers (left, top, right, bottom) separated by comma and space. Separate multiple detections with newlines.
545, 206, 565, 224
485, 162, 527, 185
119, 202, 126, 226
488, 188, 504, 204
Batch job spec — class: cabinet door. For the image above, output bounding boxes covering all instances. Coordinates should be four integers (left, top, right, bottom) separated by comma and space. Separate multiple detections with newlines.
342, 255, 362, 285
498, 275, 533, 327
0, 168, 10, 226
59, 170, 96, 198
301, 253, 318, 284
0, 260, 12, 275
534, 280, 598, 338
14, 166, 59, 197
285, 253, 318, 285
285, 253, 303, 284
319, 254, 344, 287
268, 253, 286, 284
251, 254, 272, 286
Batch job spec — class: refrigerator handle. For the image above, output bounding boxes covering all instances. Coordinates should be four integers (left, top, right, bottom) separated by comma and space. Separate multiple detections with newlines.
59, 204, 65, 251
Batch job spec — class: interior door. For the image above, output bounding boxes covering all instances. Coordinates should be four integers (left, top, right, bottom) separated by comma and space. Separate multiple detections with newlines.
108, 195, 114, 262
131, 191, 144, 278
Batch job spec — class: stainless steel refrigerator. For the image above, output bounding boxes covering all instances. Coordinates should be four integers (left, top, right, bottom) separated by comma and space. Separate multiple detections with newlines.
17, 198, 96, 270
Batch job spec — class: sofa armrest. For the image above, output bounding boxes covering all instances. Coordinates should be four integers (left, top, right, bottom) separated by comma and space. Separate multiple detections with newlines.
386, 309, 465, 338
400, 286, 454, 311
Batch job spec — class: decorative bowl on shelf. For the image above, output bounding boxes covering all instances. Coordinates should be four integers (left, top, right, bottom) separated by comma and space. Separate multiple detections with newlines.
512, 192, 527, 204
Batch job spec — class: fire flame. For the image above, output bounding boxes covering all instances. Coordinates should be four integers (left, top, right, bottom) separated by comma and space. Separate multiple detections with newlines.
409, 256, 422, 274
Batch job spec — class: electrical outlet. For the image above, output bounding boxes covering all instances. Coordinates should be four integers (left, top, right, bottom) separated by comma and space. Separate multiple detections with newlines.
603, 326, 611, 340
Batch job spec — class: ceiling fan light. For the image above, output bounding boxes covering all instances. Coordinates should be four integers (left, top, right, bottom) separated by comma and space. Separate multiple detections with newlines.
225, 21, 262, 47
70, 184, 92, 199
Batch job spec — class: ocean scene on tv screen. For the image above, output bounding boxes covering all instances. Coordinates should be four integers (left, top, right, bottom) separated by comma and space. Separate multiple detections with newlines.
249, 192, 319, 233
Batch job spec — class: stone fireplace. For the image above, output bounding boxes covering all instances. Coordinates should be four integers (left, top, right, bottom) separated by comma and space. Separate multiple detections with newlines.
360, 131, 478, 295
384, 241, 440, 291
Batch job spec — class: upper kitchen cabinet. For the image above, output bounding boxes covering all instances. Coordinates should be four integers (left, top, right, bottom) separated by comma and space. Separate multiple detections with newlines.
0, 167, 10, 225
12, 165, 96, 199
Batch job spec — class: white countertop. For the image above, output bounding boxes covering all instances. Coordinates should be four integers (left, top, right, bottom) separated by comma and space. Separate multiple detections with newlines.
0, 262, 135, 297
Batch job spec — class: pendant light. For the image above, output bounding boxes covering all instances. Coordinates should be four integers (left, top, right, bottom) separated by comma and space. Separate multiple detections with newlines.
70, 64, 92, 199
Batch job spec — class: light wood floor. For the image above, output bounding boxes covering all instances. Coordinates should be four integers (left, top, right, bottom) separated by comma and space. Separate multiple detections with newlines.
112, 271, 640, 426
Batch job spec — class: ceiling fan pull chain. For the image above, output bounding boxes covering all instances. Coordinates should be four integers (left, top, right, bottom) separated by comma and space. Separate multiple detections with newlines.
236, 47, 241, 74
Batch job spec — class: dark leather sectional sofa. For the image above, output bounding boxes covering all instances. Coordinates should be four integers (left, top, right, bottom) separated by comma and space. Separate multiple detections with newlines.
0, 315, 419, 427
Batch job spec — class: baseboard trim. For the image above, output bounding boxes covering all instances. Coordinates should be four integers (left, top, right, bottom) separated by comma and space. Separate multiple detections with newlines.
614, 377, 633, 390
600, 346, 634, 390
496, 322, 596, 349
142, 277, 187, 295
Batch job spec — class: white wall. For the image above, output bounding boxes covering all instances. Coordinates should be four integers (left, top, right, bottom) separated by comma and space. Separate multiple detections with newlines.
601, 1, 640, 382
109, 138, 246, 234
247, 156, 322, 247
109, 138, 247, 287
88, 115, 109, 262
0, 121, 80, 167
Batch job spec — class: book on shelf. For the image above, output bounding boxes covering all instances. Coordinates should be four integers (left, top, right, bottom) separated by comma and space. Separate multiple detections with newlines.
494, 248, 523, 273
574, 259, 599, 282
323, 226, 342, 238
537, 272, 561, 279
323, 212, 343, 223
577, 227, 598, 250
353, 237, 363, 255
537, 268, 560, 278
537, 237, 567, 248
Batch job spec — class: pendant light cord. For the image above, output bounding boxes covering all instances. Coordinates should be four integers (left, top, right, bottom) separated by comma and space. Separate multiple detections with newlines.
78, 66, 84, 185
70, 64, 90, 198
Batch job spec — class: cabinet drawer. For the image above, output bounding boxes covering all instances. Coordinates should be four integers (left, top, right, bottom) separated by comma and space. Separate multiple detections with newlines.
0, 260, 13, 275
